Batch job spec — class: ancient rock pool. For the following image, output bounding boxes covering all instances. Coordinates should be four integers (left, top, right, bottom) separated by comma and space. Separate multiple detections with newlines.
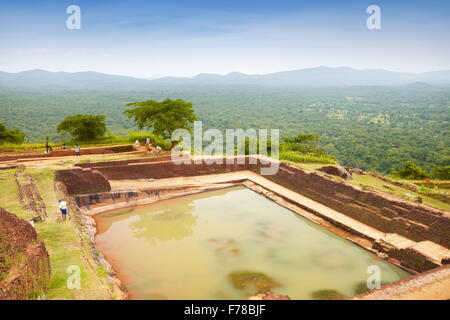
94, 186, 409, 299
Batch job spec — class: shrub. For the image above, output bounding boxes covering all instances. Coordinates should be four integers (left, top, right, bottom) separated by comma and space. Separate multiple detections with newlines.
431, 165, 450, 180
154, 137, 171, 150
392, 161, 429, 180
126, 132, 157, 144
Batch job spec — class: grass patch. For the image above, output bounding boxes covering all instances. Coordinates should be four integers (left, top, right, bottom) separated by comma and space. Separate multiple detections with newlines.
77, 153, 150, 164
287, 162, 330, 172
0, 169, 34, 220
348, 173, 450, 211
280, 151, 336, 165
1, 166, 111, 300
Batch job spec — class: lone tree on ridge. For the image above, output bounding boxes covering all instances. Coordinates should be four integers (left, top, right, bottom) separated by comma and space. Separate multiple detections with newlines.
124, 98, 197, 148
57, 114, 107, 142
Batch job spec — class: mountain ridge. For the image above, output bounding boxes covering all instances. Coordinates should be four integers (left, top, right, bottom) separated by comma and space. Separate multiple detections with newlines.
1, 66, 450, 89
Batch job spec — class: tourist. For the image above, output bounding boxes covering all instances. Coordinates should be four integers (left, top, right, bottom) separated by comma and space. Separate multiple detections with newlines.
58, 199, 68, 221
45, 141, 53, 153
74, 145, 81, 156
145, 136, 152, 151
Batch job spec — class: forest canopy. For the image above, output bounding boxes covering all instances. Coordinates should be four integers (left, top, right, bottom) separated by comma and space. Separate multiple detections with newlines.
0, 85, 448, 174
0, 122, 25, 144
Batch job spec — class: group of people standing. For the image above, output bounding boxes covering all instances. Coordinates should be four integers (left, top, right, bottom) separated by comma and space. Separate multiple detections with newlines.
134, 136, 152, 146
45, 142, 81, 156
134, 136, 162, 153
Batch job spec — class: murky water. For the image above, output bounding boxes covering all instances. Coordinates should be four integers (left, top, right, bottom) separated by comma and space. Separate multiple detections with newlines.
94, 186, 410, 300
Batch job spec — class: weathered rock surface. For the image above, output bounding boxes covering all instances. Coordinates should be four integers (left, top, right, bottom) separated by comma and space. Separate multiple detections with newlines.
0, 208, 50, 300
318, 165, 353, 180
56, 168, 111, 195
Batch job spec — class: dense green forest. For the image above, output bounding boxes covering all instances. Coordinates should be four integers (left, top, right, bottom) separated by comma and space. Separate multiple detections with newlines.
0, 85, 449, 173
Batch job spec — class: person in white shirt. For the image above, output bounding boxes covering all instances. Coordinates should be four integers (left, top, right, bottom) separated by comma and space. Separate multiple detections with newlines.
58, 200, 68, 221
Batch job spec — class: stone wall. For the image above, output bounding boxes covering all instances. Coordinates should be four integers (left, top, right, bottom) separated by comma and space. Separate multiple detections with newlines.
75, 155, 173, 168
74, 183, 242, 214
56, 168, 111, 195
0, 208, 51, 300
264, 162, 450, 249
352, 264, 450, 300
0, 144, 135, 162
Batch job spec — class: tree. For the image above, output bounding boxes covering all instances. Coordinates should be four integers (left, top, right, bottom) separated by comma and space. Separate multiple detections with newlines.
282, 133, 325, 155
124, 99, 197, 147
0, 123, 25, 143
431, 165, 450, 180
57, 114, 107, 141
393, 161, 429, 180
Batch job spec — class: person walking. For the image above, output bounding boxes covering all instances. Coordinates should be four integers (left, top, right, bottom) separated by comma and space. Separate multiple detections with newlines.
58, 199, 68, 221
74, 145, 81, 156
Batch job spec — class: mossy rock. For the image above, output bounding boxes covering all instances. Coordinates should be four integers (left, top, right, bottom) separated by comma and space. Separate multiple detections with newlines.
311, 289, 347, 300
353, 281, 388, 295
228, 270, 280, 295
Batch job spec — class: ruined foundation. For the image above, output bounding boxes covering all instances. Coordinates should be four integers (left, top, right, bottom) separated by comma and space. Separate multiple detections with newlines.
56, 155, 450, 299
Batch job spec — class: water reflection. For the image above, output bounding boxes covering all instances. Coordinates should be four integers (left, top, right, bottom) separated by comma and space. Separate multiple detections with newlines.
130, 203, 198, 244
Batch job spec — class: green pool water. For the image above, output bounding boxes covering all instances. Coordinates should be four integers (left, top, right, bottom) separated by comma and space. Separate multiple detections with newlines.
94, 186, 410, 300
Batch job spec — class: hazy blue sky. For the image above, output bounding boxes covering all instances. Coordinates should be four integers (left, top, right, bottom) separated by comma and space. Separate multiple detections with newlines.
1, 0, 449, 77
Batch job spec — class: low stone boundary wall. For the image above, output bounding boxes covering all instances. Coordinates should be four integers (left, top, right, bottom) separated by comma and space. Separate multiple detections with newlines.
0, 144, 135, 162
96, 160, 253, 180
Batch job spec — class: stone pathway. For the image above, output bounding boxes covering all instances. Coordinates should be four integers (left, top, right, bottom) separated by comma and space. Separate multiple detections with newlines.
353, 265, 450, 300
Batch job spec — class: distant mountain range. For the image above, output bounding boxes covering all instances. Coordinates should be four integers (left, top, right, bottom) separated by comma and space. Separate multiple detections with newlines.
0, 69, 147, 90
1, 67, 450, 89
